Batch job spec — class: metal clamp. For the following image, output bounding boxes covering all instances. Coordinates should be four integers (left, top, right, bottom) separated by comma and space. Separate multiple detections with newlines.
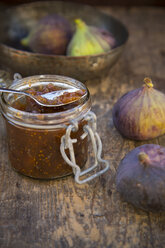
0, 73, 22, 88
60, 111, 110, 184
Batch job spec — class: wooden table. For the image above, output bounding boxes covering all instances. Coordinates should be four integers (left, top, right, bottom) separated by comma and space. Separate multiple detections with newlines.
0, 6, 165, 248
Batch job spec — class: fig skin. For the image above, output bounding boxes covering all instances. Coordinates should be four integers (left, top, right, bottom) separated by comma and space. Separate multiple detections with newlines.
116, 144, 165, 212
90, 27, 116, 49
112, 78, 165, 140
21, 14, 73, 55
67, 19, 111, 56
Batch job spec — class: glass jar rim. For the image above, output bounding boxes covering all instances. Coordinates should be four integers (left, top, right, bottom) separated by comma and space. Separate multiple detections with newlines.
0, 75, 91, 128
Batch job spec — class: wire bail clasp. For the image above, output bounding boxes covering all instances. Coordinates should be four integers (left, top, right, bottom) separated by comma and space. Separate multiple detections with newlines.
12, 73, 22, 86
60, 111, 110, 184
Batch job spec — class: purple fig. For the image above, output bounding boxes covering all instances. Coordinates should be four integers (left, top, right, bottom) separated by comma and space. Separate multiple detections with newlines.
112, 78, 165, 140
91, 27, 116, 48
116, 144, 165, 212
21, 14, 72, 55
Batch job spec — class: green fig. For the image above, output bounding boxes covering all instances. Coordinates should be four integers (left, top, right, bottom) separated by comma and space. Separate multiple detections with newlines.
67, 19, 111, 56
21, 14, 72, 55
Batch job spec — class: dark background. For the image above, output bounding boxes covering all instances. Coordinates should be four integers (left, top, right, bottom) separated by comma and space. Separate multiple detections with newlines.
0, 0, 165, 6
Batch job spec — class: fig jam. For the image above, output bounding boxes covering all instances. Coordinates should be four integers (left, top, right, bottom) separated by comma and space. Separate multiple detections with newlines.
12, 83, 86, 113
1, 75, 91, 179
5, 119, 87, 179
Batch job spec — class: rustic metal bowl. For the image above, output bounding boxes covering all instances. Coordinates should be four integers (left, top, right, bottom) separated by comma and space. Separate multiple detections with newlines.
0, 1, 128, 82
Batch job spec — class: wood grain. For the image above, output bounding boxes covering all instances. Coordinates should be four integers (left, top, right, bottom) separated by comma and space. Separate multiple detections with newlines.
0, 6, 165, 248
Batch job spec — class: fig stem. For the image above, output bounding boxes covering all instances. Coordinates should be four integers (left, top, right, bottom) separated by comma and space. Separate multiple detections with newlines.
74, 19, 86, 30
138, 152, 150, 166
143, 77, 154, 88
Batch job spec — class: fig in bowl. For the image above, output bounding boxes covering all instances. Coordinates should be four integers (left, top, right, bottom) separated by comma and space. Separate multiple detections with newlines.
0, 1, 128, 81
67, 19, 116, 56
21, 14, 73, 55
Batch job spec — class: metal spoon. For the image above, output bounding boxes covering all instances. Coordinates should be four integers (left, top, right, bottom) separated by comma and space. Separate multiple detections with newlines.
0, 87, 86, 107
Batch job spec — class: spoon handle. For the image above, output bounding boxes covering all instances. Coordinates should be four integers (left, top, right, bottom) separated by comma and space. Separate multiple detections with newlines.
0, 87, 29, 96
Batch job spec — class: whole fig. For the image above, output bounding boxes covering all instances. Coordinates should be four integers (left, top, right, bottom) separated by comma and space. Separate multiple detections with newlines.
112, 78, 165, 140
67, 19, 111, 56
116, 144, 165, 212
21, 14, 72, 55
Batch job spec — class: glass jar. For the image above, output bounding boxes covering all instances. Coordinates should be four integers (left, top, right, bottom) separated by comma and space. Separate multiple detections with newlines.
0, 74, 109, 184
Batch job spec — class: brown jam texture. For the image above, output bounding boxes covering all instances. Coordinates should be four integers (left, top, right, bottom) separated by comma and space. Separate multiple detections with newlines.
12, 83, 86, 114
6, 84, 88, 179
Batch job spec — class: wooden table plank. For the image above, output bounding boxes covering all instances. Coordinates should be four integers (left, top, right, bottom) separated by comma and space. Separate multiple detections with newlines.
0, 6, 165, 248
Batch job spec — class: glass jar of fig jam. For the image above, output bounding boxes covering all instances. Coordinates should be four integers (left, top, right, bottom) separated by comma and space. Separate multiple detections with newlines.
0, 74, 109, 184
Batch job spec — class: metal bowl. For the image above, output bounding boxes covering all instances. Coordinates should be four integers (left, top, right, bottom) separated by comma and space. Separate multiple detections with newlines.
0, 1, 128, 82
